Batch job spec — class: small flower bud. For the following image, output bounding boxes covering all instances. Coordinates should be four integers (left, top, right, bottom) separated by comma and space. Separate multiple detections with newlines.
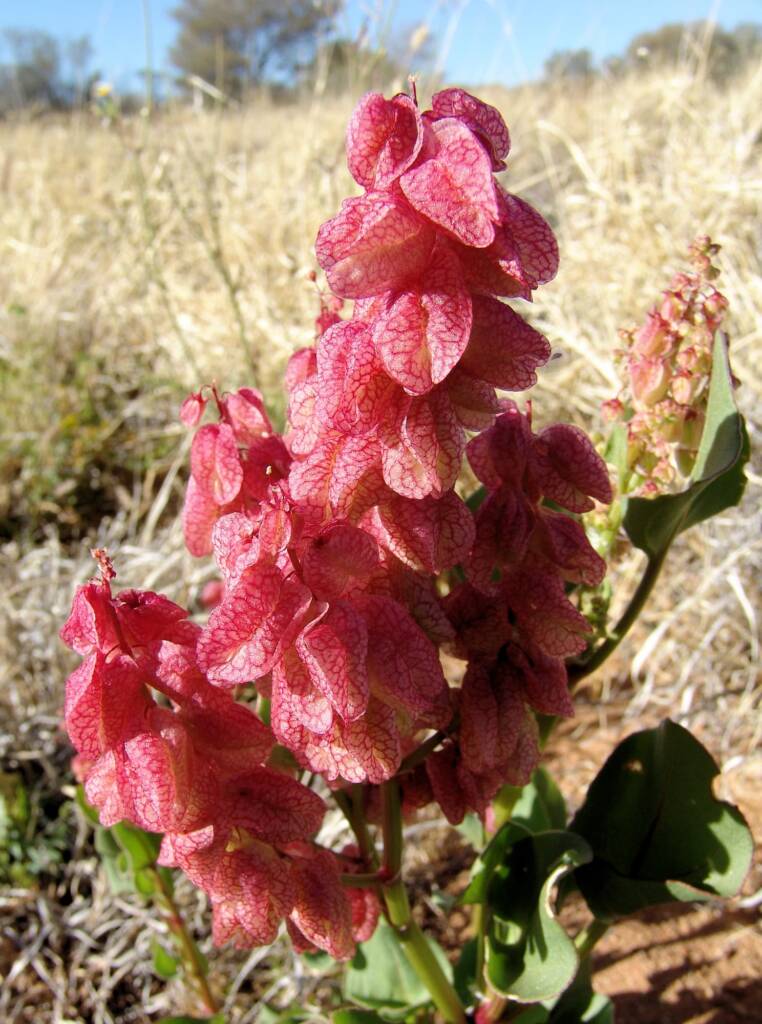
601, 398, 624, 422
630, 355, 669, 406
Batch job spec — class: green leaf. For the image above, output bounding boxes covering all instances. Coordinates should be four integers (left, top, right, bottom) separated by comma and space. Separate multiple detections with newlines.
485, 831, 593, 1002
344, 917, 450, 1017
461, 822, 530, 906
623, 334, 749, 559
466, 485, 487, 512
333, 1011, 393, 1024
258, 1006, 312, 1024
545, 959, 614, 1023
507, 768, 568, 834
455, 812, 485, 849
604, 422, 628, 491
111, 821, 161, 872
151, 939, 179, 980
302, 949, 334, 971
156, 1017, 224, 1024
453, 938, 477, 1008
571, 719, 753, 920
93, 826, 135, 895
511, 1009, 550, 1024
75, 784, 101, 826
133, 866, 157, 896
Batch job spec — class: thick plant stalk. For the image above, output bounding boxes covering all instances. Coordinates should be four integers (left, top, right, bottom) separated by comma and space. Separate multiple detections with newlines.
381, 782, 466, 1024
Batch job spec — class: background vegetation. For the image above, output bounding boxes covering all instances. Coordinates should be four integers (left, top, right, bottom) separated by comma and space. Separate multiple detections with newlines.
0, 13, 760, 1023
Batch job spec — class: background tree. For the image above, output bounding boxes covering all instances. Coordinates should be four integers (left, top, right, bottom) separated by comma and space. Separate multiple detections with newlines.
169, 0, 341, 97
298, 23, 435, 96
543, 48, 595, 81
0, 28, 94, 111
625, 21, 762, 82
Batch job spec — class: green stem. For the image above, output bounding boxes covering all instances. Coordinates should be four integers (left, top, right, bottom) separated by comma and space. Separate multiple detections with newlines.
150, 867, 219, 1015
568, 547, 668, 686
381, 780, 403, 878
334, 786, 378, 869
473, 901, 488, 997
574, 919, 610, 960
352, 785, 378, 868
339, 871, 386, 889
380, 782, 466, 1024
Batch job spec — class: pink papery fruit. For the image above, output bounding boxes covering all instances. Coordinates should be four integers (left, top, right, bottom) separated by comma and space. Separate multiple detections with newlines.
431, 87, 510, 170
459, 295, 551, 391
316, 192, 435, 298
190, 423, 243, 506
532, 423, 613, 513
315, 320, 394, 433
370, 239, 472, 395
504, 565, 592, 658
381, 388, 465, 499
289, 847, 355, 960
400, 117, 499, 248
347, 91, 423, 189
301, 522, 380, 601
224, 767, 326, 845
296, 600, 369, 723
64, 652, 151, 759
454, 186, 559, 298
209, 843, 292, 949
357, 593, 451, 726
225, 387, 272, 445
197, 563, 312, 686
365, 490, 474, 573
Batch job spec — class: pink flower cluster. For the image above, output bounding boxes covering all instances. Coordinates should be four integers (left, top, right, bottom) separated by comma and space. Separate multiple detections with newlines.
60, 552, 374, 957
603, 236, 728, 493
61, 86, 611, 955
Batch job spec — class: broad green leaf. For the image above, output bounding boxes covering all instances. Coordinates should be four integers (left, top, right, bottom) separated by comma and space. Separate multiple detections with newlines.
544, 960, 614, 1023
344, 917, 451, 1017
511, 1009, 550, 1024
93, 825, 120, 859
151, 939, 179, 980
156, 1017, 224, 1024
333, 1011, 393, 1024
503, 768, 568, 834
571, 719, 753, 920
623, 334, 748, 559
484, 831, 593, 1002
258, 1008, 312, 1024
461, 822, 531, 905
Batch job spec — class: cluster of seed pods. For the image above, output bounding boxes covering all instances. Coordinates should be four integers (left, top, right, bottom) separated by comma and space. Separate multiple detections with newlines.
603, 235, 728, 493
61, 86, 611, 956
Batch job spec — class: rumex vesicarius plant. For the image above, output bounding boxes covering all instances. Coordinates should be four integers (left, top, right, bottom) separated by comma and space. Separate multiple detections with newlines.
61, 85, 752, 1023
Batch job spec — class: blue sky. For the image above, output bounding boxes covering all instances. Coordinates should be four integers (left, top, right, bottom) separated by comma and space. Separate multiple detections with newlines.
0, 0, 759, 91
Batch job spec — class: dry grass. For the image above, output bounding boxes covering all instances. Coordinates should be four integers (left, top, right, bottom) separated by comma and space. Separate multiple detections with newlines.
0, 59, 760, 1022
